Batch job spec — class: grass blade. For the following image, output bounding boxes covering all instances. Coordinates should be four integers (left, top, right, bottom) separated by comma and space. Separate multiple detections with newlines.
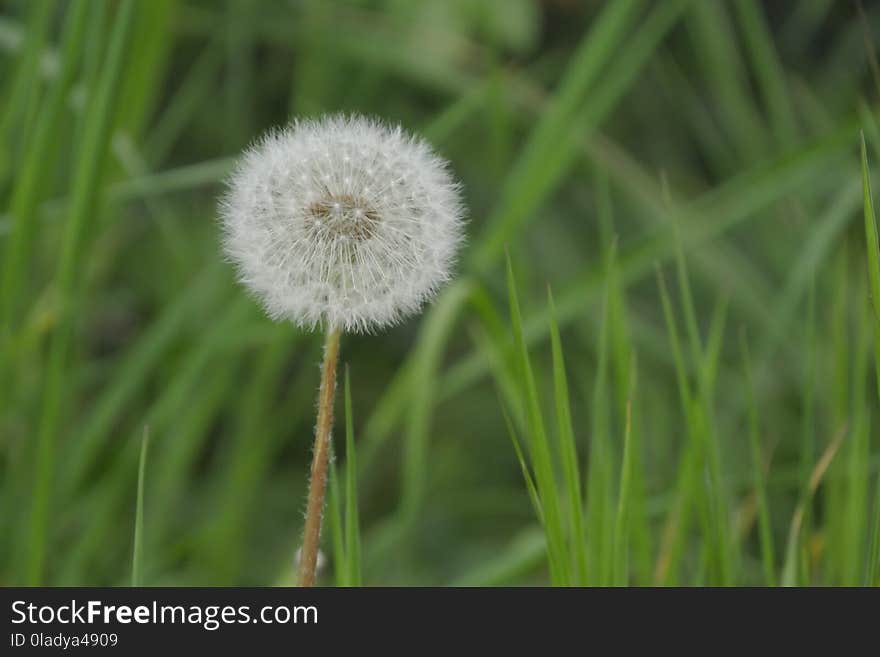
399, 279, 472, 528
587, 261, 614, 586
867, 474, 880, 586
500, 402, 543, 525
782, 426, 847, 586
343, 367, 362, 587
548, 287, 587, 585
861, 132, 880, 400
733, 0, 798, 148
131, 426, 150, 587
327, 459, 346, 587
740, 332, 775, 586
506, 254, 568, 585
0, 0, 53, 180
612, 355, 637, 586
863, 130, 880, 587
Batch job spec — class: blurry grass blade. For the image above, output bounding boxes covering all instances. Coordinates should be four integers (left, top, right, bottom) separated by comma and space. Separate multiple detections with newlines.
861, 132, 880, 586
655, 267, 693, 415
548, 288, 587, 585
131, 426, 150, 587
861, 132, 880, 400
327, 459, 346, 587
0, 0, 52, 176
740, 332, 775, 586
782, 426, 847, 586
702, 295, 729, 393
469, 285, 525, 429
399, 279, 472, 524
664, 175, 704, 370
113, 0, 174, 137
343, 367, 362, 587
612, 355, 637, 586
842, 301, 872, 585
655, 266, 707, 583
587, 250, 615, 586
687, 0, 767, 161
733, 0, 798, 148
867, 475, 880, 586
501, 402, 542, 524
506, 254, 568, 585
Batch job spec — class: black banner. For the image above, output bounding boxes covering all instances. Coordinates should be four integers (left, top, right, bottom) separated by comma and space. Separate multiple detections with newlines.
1, 587, 874, 651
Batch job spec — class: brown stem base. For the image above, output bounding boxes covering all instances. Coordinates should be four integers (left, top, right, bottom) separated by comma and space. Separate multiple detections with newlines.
297, 328, 341, 587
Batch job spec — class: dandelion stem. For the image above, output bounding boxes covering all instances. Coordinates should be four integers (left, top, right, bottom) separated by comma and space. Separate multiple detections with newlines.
298, 327, 341, 587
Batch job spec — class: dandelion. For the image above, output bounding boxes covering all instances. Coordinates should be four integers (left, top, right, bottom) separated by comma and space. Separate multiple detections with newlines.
219, 114, 465, 586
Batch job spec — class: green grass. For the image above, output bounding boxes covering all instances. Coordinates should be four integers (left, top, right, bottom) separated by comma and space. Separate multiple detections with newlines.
0, 0, 879, 587
739, 332, 775, 586
131, 426, 150, 587
327, 368, 362, 587
25, 0, 137, 585
862, 131, 880, 586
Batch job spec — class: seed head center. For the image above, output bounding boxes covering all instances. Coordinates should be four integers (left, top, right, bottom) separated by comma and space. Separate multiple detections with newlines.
307, 194, 380, 241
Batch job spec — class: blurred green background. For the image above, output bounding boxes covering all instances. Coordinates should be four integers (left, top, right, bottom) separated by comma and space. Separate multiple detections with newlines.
1, 0, 879, 586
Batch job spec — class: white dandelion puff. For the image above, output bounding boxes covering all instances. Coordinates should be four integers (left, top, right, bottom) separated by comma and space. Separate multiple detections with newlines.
219, 114, 465, 586
219, 114, 466, 333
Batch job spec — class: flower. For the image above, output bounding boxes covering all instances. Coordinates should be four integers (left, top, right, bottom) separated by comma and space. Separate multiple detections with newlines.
219, 114, 465, 333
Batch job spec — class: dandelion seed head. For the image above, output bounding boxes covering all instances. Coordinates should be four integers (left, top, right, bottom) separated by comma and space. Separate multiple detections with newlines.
219, 114, 465, 333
